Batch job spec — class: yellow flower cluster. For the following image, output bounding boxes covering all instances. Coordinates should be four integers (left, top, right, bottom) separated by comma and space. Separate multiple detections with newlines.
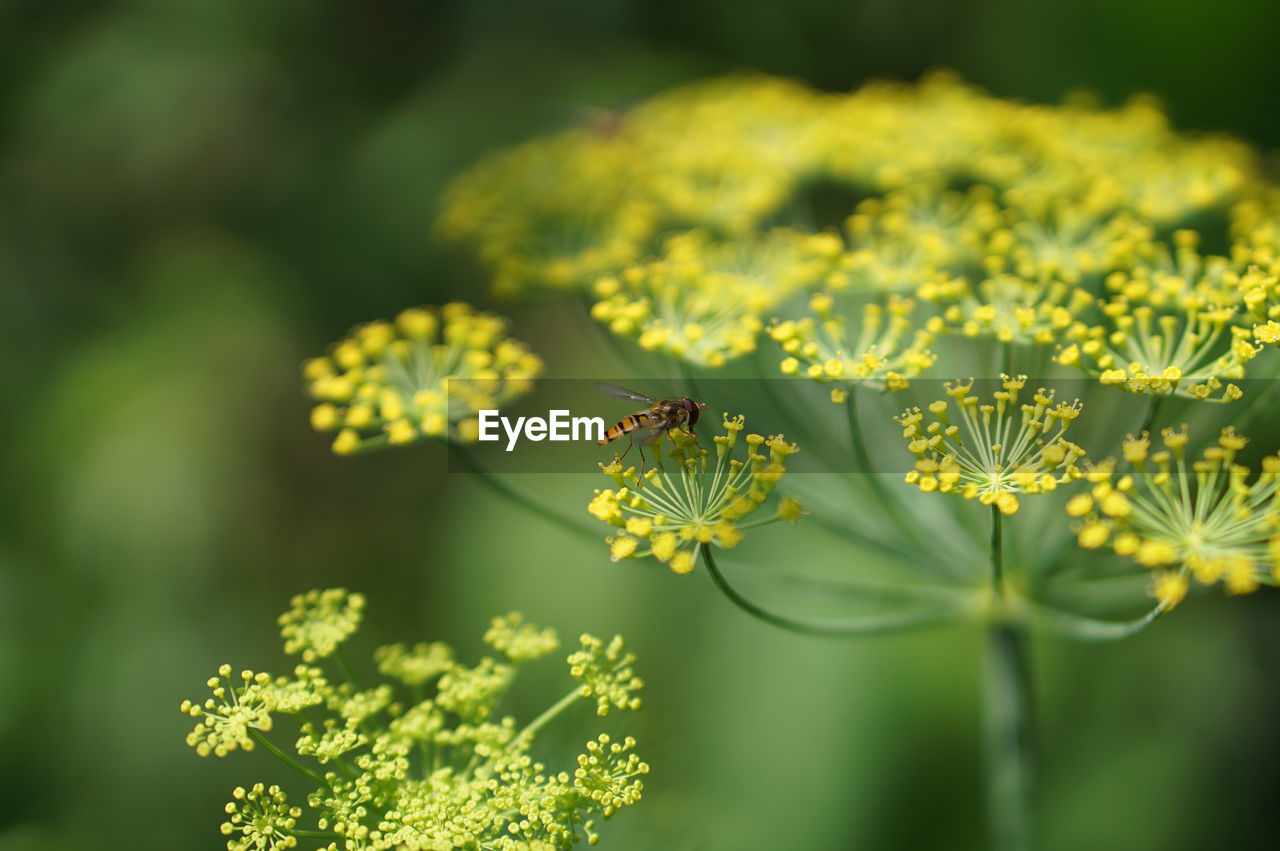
896, 375, 1086, 515
1055, 233, 1267, 401
436, 132, 658, 296
304, 303, 542, 453
1069, 427, 1280, 608
772, 293, 936, 397
438, 71, 1280, 402
588, 416, 802, 574
439, 71, 1258, 298
592, 228, 841, 367
833, 186, 999, 291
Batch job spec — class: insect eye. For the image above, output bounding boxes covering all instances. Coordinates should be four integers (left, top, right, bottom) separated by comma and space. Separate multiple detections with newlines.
685, 399, 701, 427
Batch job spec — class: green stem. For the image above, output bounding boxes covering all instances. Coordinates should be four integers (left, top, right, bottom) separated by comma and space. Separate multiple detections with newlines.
701, 544, 964, 636
1137, 395, 1165, 437
844, 389, 909, 535
287, 829, 343, 840
1238, 359, 1280, 433
447, 444, 601, 540
991, 509, 1005, 587
333, 647, 360, 689
725, 560, 970, 605
844, 388, 978, 574
1025, 600, 1164, 641
516, 686, 583, 743
984, 506, 1033, 851
846, 388, 879, 478
247, 728, 327, 788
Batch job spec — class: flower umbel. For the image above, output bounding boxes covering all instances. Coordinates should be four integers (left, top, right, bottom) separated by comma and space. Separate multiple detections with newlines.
590, 415, 801, 573
1055, 236, 1265, 402
1069, 427, 1280, 607
592, 228, 840, 367
305, 303, 542, 452
772, 292, 937, 395
182, 592, 648, 850
897, 375, 1086, 515
278, 588, 364, 662
221, 783, 301, 851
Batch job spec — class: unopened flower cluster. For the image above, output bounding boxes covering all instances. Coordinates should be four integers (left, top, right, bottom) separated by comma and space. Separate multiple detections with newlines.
182, 590, 647, 850
438, 72, 1280, 405
305, 303, 542, 453
588, 415, 802, 574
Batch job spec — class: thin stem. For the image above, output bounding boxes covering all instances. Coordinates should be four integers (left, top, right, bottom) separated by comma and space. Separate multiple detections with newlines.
1025, 600, 1164, 641
844, 387, 981, 573
248, 728, 327, 788
447, 444, 601, 540
515, 686, 583, 743
725, 560, 970, 604
985, 621, 1033, 851
287, 829, 343, 840
991, 508, 1005, 588
846, 388, 879, 477
701, 544, 964, 636
983, 505, 1033, 851
333, 647, 360, 690
845, 389, 910, 534
1238, 364, 1280, 433
1137, 395, 1165, 437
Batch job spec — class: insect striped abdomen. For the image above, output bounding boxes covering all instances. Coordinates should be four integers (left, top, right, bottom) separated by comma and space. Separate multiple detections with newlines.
599, 415, 648, 445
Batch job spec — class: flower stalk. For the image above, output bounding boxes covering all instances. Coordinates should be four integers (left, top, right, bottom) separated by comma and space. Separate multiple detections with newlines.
983, 507, 1034, 851
700, 544, 968, 636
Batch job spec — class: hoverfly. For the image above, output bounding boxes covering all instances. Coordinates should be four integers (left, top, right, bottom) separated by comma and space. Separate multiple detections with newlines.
595, 383, 707, 474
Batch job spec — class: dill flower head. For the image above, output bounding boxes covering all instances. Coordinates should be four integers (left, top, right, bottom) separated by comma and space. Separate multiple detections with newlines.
1001, 94, 1253, 222
1054, 232, 1267, 402
771, 292, 936, 395
484, 612, 560, 664
591, 228, 841, 367
589, 415, 802, 573
436, 71, 1266, 317
623, 74, 831, 233
1069, 426, 1280, 608
183, 592, 650, 850
304, 303, 542, 453
833, 186, 1000, 292
812, 72, 1027, 190
180, 664, 326, 758
568, 634, 645, 717
436, 131, 658, 295
918, 272, 1092, 345
896, 375, 1086, 515
278, 588, 364, 662
995, 202, 1153, 285
221, 783, 301, 851
1231, 190, 1280, 264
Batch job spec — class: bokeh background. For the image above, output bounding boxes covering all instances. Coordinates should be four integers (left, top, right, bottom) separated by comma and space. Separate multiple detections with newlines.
3, 1, 1280, 849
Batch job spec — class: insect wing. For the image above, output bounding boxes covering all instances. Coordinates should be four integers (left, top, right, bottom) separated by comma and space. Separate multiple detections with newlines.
626, 419, 668, 447
595, 382, 655, 405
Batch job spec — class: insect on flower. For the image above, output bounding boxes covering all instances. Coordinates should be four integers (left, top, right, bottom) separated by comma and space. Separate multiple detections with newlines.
596, 382, 707, 474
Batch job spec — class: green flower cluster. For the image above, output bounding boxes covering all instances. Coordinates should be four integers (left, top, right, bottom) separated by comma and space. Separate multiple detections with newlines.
182, 590, 647, 850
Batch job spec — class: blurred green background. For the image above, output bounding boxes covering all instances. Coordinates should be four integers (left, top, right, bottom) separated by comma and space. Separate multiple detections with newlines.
3, 1, 1279, 849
